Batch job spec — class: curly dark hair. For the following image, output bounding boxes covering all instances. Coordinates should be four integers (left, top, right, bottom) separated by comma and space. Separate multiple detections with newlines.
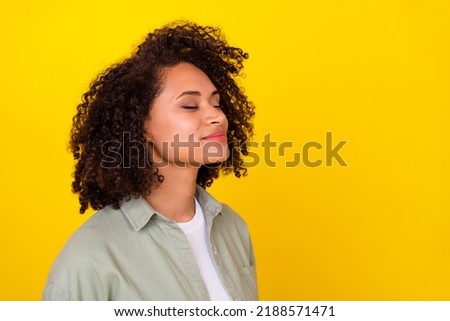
70, 21, 255, 214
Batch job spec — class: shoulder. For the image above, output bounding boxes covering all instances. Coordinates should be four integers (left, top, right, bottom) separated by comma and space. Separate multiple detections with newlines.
195, 185, 249, 231
219, 203, 249, 229
43, 205, 130, 300
58, 205, 132, 255
211, 202, 254, 251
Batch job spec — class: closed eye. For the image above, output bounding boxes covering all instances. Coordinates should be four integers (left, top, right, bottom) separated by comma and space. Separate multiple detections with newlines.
182, 106, 198, 110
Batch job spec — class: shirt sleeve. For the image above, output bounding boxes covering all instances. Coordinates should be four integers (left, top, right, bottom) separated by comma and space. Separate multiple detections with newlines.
42, 283, 70, 301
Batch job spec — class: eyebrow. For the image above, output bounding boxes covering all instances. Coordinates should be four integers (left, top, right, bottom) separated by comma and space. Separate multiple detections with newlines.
176, 90, 219, 100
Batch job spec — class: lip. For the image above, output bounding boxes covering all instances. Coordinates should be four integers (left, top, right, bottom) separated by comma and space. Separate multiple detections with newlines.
202, 131, 227, 142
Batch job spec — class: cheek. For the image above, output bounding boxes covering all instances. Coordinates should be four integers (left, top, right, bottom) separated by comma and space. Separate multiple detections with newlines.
146, 117, 199, 145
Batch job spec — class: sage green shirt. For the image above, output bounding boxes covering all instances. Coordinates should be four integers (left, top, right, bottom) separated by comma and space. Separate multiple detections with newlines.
42, 186, 257, 300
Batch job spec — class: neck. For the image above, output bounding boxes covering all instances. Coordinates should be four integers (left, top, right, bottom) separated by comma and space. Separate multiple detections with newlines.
145, 164, 199, 222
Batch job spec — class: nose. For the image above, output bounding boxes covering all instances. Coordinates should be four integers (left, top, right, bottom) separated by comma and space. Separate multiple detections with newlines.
204, 104, 227, 125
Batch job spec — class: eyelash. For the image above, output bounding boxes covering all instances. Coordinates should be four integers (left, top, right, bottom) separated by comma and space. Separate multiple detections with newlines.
182, 105, 221, 110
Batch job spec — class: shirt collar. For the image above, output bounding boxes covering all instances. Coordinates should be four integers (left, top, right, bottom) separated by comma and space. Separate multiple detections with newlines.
120, 185, 223, 231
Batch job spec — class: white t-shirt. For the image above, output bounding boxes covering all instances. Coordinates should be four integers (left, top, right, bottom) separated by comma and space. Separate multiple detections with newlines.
177, 198, 231, 301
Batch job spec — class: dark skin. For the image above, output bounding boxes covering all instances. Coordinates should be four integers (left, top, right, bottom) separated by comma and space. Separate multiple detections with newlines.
144, 62, 229, 222
70, 22, 255, 214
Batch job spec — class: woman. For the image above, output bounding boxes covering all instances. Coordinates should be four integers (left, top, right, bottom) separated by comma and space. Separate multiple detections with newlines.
42, 22, 257, 300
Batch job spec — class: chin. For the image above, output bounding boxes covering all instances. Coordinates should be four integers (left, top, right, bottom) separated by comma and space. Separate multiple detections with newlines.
202, 153, 229, 167
201, 146, 229, 163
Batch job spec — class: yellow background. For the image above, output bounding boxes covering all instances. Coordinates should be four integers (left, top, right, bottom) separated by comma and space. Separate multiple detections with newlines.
1, 0, 449, 300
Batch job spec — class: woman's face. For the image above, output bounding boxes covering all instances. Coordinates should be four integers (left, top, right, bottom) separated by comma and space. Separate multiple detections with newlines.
145, 62, 229, 168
